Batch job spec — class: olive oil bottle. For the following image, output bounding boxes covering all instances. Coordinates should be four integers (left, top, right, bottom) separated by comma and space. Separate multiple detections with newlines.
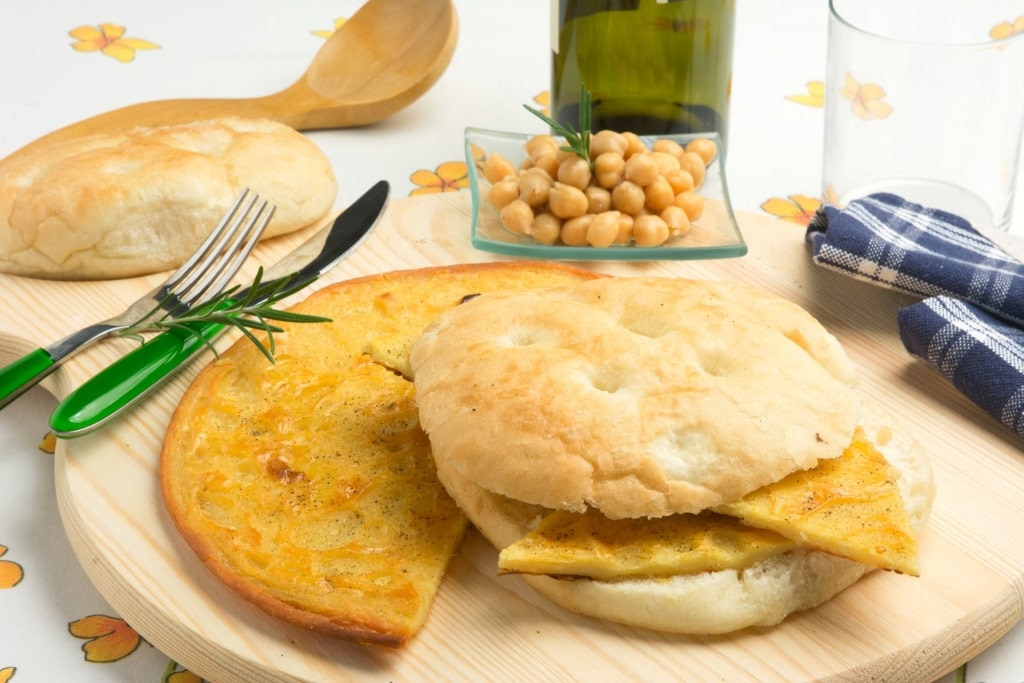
552, 0, 735, 146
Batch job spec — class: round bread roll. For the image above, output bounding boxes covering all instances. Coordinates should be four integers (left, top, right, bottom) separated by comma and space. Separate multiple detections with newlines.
433, 399, 934, 635
410, 277, 863, 519
0, 117, 336, 279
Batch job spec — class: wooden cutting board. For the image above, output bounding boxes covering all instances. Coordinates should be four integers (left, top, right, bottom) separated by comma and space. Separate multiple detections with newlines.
3, 191, 1023, 682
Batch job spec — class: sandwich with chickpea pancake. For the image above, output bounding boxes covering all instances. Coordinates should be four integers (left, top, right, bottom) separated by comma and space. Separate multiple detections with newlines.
409, 276, 935, 634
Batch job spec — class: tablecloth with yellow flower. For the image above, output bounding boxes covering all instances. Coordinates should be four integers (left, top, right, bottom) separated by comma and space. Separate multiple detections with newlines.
1, 2, 1022, 682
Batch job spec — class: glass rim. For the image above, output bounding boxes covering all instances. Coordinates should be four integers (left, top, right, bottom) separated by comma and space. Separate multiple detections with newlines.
828, 0, 1024, 49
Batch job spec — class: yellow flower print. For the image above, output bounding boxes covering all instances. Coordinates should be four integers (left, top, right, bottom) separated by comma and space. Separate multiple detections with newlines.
164, 660, 203, 683
0, 545, 23, 589
760, 194, 822, 227
822, 183, 841, 208
990, 15, 1024, 40
167, 670, 202, 683
69, 24, 159, 63
785, 80, 825, 108
68, 615, 142, 663
534, 90, 551, 117
0, 667, 14, 682
468, 142, 487, 174
38, 432, 56, 455
410, 161, 470, 196
312, 17, 348, 39
839, 72, 893, 121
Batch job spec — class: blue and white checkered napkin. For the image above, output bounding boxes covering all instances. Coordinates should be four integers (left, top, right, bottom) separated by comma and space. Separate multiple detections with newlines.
806, 192, 1024, 436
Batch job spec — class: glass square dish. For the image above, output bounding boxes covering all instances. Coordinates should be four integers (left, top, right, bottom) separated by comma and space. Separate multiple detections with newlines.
465, 127, 745, 261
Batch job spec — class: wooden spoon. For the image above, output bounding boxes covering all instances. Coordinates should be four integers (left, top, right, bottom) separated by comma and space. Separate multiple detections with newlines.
4, 0, 458, 161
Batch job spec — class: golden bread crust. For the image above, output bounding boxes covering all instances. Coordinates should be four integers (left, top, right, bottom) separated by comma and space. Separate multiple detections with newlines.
161, 261, 603, 646
0, 117, 336, 279
411, 277, 862, 519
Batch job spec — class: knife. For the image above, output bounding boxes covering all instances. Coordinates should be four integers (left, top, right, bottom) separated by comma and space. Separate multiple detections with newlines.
49, 180, 389, 438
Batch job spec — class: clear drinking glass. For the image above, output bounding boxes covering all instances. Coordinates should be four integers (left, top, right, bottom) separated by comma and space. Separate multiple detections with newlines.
823, 1, 1024, 233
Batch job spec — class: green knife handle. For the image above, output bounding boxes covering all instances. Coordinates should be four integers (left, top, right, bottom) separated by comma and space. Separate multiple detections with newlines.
49, 321, 224, 437
0, 348, 57, 410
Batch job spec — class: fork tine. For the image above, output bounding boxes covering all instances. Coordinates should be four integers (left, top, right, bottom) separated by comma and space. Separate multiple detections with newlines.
200, 203, 276, 301
177, 200, 275, 306
163, 188, 252, 292
170, 192, 260, 299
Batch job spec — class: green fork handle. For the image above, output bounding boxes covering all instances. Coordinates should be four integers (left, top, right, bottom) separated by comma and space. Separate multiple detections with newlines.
49, 321, 224, 437
0, 321, 120, 410
0, 348, 57, 409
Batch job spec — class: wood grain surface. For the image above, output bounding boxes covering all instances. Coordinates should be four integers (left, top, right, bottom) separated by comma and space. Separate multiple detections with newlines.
3, 191, 1022, 682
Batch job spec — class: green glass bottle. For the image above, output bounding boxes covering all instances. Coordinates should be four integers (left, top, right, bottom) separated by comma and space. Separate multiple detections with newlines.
552, 0, 735, 146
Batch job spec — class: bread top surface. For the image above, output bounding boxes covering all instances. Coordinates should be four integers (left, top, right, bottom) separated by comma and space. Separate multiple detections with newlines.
0, 117, 336, 279
410, 276, 862, 519
160, 261, 602, 646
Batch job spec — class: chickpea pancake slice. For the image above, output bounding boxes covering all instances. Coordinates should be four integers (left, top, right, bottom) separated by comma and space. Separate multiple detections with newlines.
161, 262, 603, 647
498, 509, 797, 579
716, 427, 920, 575
496, 427, 920, 581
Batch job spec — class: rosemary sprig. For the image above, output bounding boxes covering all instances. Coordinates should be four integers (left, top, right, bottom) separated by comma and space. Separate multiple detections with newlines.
524, 83, 593, 168
119, 267, 331, 363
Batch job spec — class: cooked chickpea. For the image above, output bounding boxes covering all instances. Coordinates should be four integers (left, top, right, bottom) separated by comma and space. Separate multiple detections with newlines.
524, 166, 557, 183
586, 211, 620, 248
522, 165, 553, 180
500, 198, 533, 235
529, 212, 562, 245
665, 168, 695, 194
611, 180, 645, 215
673, 191, 705, 221
633, 214, 670, 246
679, 151, 707, 189
621, 131, 648, 159
531, 152, 560, 179
685, 137, 717, 165
524, 134, 558, 161
624, 152, 659, 187
555, 147, 578, 166
560, 215, 593, 246
585, 186, 612, 214
661, 205, 691, 236
557, 156, 592, 190
644, 176, 675, 212
484, 153, 516, 184
548, 182, 589, 218
519, 170, 553, 207
594, 152, 625, 189
590, 130, 628, 158
652, 138, 686, 160
613, 212, 634, 244
483, 128, 710, 250
651, 151, 681, 175
487, 177, 520, 209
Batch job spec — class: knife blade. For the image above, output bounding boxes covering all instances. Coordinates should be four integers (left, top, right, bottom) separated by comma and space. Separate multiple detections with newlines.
49, 180, 389, 438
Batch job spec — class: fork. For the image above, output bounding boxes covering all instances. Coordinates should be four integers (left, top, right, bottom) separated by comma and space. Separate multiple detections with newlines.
0, 189, 275, 410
